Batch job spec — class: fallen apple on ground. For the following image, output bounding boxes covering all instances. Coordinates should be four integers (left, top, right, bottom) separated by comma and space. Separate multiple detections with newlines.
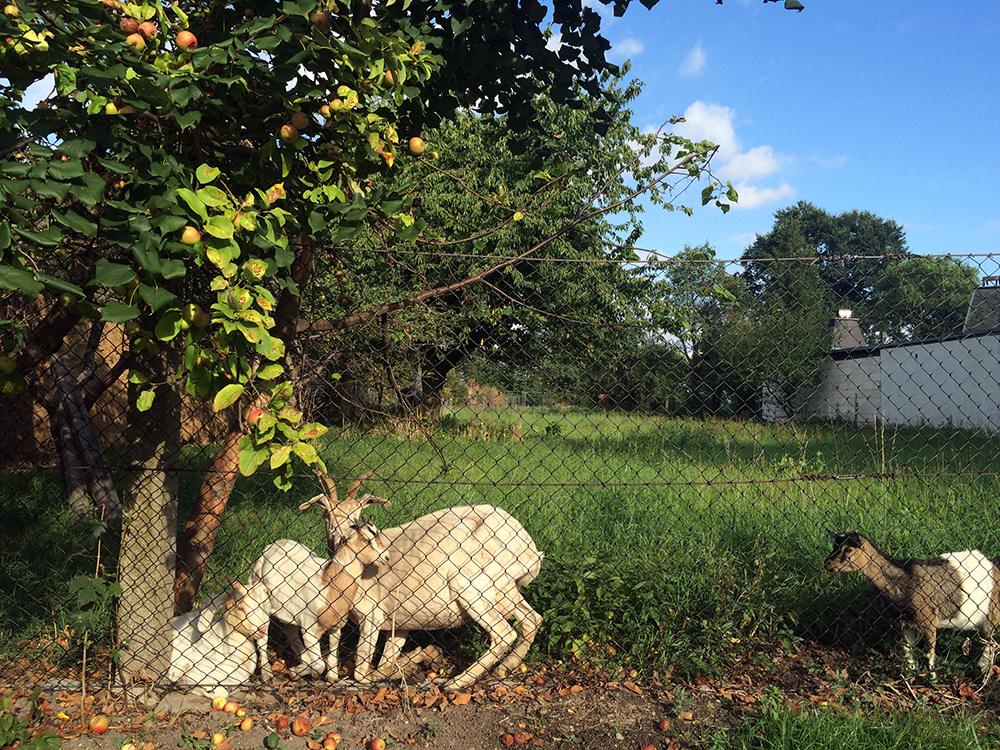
89, 715, 109, 735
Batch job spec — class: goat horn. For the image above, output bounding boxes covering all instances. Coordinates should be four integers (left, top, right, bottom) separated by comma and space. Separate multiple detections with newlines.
311, 467, 339, 503
344, 470, 377, 502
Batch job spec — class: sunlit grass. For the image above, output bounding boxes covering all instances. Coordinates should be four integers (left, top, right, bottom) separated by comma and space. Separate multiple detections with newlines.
722, 698, 998, 750
4, 408, 1000, 680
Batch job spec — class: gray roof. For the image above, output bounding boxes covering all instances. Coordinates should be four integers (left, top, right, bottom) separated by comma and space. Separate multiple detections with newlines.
963, 279, 1000, 333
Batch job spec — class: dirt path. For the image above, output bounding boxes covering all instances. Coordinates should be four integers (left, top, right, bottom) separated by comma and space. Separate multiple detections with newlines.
13, 643, 1000, 750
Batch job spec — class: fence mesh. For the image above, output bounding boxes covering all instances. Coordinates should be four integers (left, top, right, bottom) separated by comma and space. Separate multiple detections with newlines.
3, 252, 1000, 700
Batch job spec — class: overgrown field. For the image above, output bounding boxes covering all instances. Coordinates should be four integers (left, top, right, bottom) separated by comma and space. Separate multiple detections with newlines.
4, 407, 1000, 684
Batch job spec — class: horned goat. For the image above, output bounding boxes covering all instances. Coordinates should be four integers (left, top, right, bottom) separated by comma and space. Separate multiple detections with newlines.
252, 518, 389, 682
824, 529, 1000, 678
168, 573, 269, 699
302, 471, 544, 690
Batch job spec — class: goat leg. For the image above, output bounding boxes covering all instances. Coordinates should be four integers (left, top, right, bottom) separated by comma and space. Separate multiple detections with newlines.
324, 628, 342, 682
290, 624, 328, 679
493, 595, 542, 678
443, 583, 518, 690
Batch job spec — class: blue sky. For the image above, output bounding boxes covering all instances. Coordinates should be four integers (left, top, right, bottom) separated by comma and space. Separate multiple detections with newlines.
592, 0, 1000, 274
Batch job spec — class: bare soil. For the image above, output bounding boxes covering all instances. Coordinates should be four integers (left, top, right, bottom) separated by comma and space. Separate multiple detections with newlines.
12, 642, 1000, 750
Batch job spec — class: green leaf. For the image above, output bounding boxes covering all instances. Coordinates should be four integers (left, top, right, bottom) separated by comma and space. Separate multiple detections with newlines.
239, 443, 269, 476
48, 159, 85, 180
197, 186, 229, 207
213, 383, 245, 411
54, 63, 78, 96
177, 188, 208, 222
52, 209, 98, 237
13, 226, 62, 247
257, 363, 284, 380
298, 422, 328, 440
138, 284, 177, 313
205, 215, 235, 239
0, 266, 43, 297
101, 301, 140, 323
58, 138, 96, 159
196, 164, 222, 184
292, 441, 319, 465
137, 389, 155, 412
154, 309, 183, 340
160, 259, 187, 280
269, 443, 292, 470
36, 274, 84, 296
94, 259, 137, 287
71, 173, 107, 207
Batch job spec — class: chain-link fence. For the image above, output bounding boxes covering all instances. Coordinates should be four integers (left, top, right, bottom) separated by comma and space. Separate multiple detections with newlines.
3, 252, 1000, 700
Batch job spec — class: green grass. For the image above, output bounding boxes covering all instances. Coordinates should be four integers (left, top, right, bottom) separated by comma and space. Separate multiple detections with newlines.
4, 407, 1000, 682
720, 696, 999, 750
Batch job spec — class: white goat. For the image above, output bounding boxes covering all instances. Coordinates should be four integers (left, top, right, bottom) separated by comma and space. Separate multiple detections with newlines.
168, 573, 269, 698
252, 519, 389, 682
824, 529, 1000, 678
301, 474, 544, 690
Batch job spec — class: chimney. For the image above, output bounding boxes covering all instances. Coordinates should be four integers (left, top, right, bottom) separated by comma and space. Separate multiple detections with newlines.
828, 309, 865, 349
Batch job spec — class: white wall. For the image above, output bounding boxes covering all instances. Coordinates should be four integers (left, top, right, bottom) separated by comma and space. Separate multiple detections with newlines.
795, 354, 881, 426
881, 336, 1000, 431
785, 333, 1000, 432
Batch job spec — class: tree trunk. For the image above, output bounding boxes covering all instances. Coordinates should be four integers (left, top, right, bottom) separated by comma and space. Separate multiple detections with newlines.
117, 349, 181, 687
173, 394, 266, 615
50, 354, 122, 524
419, 335, 483, 424
54, 392, 92, 524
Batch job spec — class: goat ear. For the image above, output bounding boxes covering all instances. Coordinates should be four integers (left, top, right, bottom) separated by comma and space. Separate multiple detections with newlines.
359, 493, 390, 510
298, 494, 330, 512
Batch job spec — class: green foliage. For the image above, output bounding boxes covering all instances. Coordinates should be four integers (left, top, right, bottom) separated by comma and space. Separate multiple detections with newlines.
0, 691, 61, 750
870, 256, 979, 342
67, 572, 122, 635
0, 0, 748, 481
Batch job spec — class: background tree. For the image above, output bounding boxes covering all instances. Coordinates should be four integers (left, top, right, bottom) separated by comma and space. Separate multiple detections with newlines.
869, 256, 978, 343
646, 243, 744, 413
297, 70, 732, 420
744, 201, 979, 346
742, 201, 907, 313
695, 217, 830, 416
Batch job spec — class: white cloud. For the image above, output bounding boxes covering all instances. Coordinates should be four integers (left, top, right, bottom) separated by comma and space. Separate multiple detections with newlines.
725, 145, 789, 181
678, 43, 706, 78
669, 101, 794, 211
612, 37, 644, 60
729, 182, 796, 210
546, 32, 562, 52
